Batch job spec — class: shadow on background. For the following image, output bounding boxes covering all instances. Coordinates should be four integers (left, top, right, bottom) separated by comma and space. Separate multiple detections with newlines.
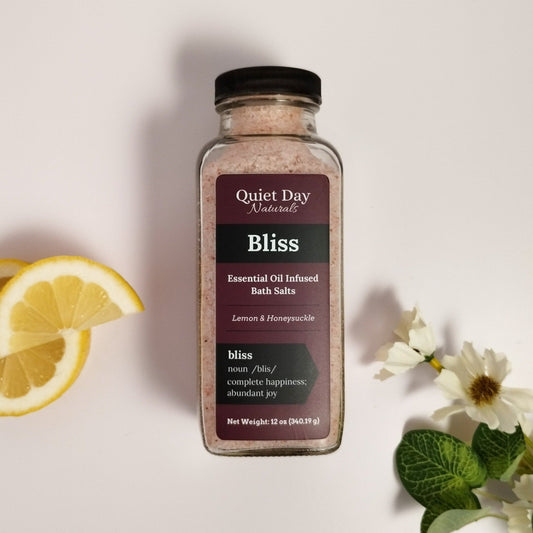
351, 286, 402, 365
142, 35, 275, 414
0, 230, 93, 262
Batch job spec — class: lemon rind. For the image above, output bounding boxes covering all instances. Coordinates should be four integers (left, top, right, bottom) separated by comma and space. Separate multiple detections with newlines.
0, 330, 91, 416
0, 256, 143, 355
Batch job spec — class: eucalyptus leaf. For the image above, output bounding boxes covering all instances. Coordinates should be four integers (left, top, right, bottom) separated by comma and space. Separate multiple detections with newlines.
396, 429, 487, 510
426, 508, 495, 533
471, 423, 525, 481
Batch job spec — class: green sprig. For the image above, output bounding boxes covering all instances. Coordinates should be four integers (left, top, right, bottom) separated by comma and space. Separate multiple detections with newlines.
396, 425, 529, 532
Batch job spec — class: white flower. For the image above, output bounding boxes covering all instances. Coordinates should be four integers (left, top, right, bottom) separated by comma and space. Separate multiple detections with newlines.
375, 306, 436, 379
432, 342, 533, 433
503, 475, 533, 532
503, 501, 533, 533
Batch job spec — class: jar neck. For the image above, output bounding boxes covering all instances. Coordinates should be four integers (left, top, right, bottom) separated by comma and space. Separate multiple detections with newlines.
216, 95, 319, 136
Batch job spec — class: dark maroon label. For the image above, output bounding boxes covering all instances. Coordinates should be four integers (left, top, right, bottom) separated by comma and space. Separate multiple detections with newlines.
216, 174, 330, 440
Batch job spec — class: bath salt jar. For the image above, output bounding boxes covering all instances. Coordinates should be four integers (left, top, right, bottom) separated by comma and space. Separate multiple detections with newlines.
198, 66, 343, 456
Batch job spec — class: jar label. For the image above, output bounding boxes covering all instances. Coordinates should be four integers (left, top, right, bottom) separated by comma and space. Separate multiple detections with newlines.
215, 174, 330, 440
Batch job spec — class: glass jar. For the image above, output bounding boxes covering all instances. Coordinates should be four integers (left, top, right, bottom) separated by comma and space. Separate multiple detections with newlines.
198, 66, 343, 455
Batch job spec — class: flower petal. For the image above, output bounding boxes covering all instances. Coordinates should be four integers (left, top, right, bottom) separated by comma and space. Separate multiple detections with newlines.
489, 399, 521, 433
502, 500, 533, 533
440, 354, 473, 389
383, 342, 425, 374
514, 475, 533, 503
431, 404, 466, 422
374, 342, 394, 362
408, 325, 436, 356
393, 308, 418, 344
374, 368, 395, 381
502, 387, 533, 412
434, 369, 468, 401
484, 348, 511, 383
460, 342, 485, 377
465, 404, 500, 429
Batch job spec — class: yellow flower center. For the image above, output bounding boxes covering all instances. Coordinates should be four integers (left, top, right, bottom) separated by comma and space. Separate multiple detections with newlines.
468, 375, 501, 406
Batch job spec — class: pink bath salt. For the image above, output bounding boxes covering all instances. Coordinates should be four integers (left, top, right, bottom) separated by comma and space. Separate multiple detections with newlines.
199, 67, 343, 455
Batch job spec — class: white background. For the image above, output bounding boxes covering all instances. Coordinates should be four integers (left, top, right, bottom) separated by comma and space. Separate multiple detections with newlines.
1, 1, 532, 532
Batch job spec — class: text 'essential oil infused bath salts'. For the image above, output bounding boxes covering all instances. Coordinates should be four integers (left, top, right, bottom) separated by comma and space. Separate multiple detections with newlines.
198, 66, 343, 455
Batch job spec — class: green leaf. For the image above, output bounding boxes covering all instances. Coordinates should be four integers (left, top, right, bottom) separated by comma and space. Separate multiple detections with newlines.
471, 423, 525, 481
396, 429, 487, 511
422, 504, 492, 533
426, 509, 495, 533
419, 493, 481, 533
421, 508, 440, 533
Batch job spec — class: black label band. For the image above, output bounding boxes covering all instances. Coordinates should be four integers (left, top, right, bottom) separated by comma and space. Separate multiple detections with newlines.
216, 343, 318, 405
216, 224, 329, 263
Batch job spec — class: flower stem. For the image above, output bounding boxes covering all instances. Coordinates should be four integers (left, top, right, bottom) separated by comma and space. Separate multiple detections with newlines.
425, 354, 444, 373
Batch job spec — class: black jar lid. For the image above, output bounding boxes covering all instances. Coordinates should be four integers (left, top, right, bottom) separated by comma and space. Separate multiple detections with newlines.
215, 66, 321, 105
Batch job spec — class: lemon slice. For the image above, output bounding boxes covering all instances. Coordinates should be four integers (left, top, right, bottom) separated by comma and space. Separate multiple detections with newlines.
0, 258, 29, 290
0, 332, 90, 415
0, 258, 89, 415
0, 255, 144, 356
